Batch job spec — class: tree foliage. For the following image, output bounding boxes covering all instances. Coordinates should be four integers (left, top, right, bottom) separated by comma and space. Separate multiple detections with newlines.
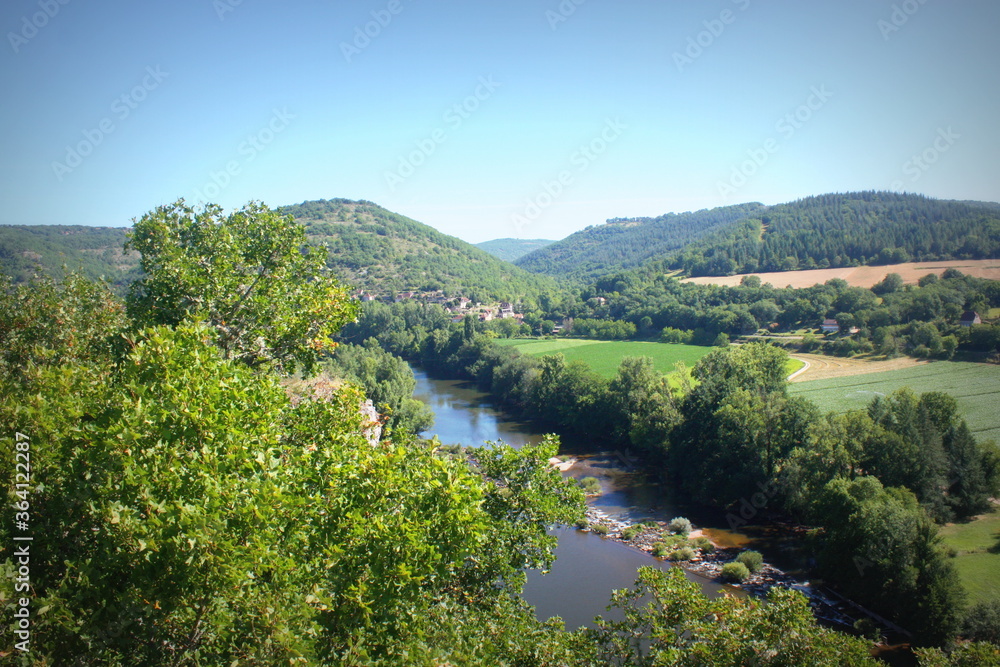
591, 566, 877, 666
125, 199, 358, 374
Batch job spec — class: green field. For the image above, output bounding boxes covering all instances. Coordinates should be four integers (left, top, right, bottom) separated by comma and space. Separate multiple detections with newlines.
494, 339, 714, 379
494, 339, 804, 381
940, 508, 1000, 605
788, 361, 1000, 443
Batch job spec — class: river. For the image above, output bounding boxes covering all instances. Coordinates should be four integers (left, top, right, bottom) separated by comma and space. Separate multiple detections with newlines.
411, 368, 728, 630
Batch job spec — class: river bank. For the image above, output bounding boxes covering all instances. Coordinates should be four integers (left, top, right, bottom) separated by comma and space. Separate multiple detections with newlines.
412, 367, 901, 640
579, 504, 891, 635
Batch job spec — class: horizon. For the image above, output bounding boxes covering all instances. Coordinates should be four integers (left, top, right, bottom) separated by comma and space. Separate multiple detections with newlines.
5, 190, 1000, 249
2, 1, 998, 243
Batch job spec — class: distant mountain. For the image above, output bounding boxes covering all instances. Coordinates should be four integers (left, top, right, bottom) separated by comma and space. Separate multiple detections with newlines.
279, 199, 559, 301
665, 192, 1000, 277
514, 203, 764, 281
0, 224, 137, 289
475, 238, 556, 262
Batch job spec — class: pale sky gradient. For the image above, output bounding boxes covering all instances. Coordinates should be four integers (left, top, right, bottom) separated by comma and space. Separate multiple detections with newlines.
1, 0, 998, 243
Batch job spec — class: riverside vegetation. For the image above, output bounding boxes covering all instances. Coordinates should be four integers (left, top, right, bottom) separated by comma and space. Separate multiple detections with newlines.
2, 198, 999, 664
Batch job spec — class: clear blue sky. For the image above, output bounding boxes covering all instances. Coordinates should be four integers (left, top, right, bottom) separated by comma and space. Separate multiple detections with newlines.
2, 0, 997, 243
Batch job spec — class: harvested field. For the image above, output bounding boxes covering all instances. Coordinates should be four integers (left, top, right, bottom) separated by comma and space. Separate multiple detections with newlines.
682, 260, 1000, 289
787, 353, 927, 383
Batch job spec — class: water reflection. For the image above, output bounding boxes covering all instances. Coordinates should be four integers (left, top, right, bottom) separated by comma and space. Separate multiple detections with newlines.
410, 367, 729, 627
412, 369, 544, 449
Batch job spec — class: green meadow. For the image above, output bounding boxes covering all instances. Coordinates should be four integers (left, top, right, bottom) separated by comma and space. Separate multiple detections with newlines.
787, 361, 1000, 443
940, 508, 1000, 605
495, 338, 804, 381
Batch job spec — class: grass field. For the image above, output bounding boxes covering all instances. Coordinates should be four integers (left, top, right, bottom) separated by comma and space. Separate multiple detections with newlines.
787, 361, 1000, 442
494, 339, 714, 379
495, 338, 804, 381
940, 508, 1000, 605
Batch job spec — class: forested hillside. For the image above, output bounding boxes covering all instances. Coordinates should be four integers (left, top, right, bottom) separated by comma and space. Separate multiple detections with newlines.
0, 224, 137, 289
281, 198, 560, 302
476, 238, 556, 262
666, 192, 1000, 276
514, 203, 764, 280
0, 199, 562, 303
512, 193, 1000, 282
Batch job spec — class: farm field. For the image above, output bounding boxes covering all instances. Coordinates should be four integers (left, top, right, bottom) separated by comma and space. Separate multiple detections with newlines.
494, 339, 714, 379
682, 259, 1000, 289
940, 508, 1000, 605
788, 360, 1000, 442
495, 339, 805, 380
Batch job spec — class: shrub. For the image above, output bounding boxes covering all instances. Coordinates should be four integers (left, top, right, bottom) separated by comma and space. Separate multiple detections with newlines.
578, 476, 602, 495
659, 534, 686, 549
964, 600, 1000, 644
670, 547, 695, 561
621, 526, 641, 540
574, 517, 589, 530
590, 523, 610, 536
721, 562, 750, 583
652, 542, 669, 557
691, 537, 715, 554
668, 517, 692, 536
736, 550, 763, 574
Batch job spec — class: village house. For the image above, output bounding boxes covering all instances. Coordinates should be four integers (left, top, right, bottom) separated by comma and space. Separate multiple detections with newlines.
960, 311, 982, 327
820, 319, 840, 334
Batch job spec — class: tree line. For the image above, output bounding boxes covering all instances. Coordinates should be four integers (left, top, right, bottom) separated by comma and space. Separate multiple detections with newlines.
535, 268, 1000, 360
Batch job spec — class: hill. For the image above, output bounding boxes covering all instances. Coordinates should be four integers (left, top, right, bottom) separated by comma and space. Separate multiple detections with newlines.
0, 200, 560, 302
667, 192, 1000, 277
514, 203, 764, 281
0, 224, 138, 289
475, 238, 556, 262
279, 199, 560, 302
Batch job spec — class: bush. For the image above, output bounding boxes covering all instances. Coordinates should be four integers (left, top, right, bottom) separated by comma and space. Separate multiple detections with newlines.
621, 525, 641, 540
670, 547, 696, 561
736, 550, 764, 574
574, 517, 589, 530
691, 537, 715, 553
652, 542, 670, 557
721, 562, 750, 583
668, 517, 692, 536
964, 600, 1000, 644
590, 523, 610, 536
578, 476, 602, 495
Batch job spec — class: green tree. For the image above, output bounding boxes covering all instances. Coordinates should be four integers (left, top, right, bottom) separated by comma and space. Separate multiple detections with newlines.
591, 566, 877, 666
125, 199, 357, 374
